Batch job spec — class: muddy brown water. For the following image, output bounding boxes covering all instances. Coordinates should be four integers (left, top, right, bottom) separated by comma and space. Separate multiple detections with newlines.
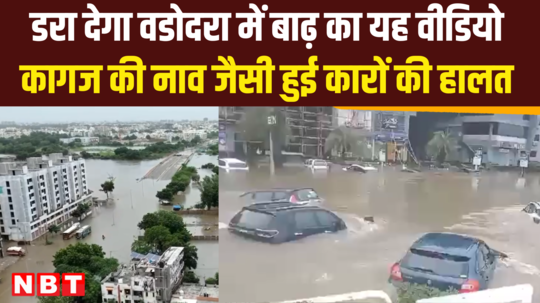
219, 165, 540, 303
0, 154, 218, 302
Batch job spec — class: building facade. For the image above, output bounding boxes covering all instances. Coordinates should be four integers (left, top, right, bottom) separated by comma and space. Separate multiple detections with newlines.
0, 153, 91, 241
101, 247, 185, 303
436, 114, 539, 166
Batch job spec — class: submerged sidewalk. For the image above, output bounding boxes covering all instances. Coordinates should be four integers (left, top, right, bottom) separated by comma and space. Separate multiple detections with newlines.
0, 256, 20, 274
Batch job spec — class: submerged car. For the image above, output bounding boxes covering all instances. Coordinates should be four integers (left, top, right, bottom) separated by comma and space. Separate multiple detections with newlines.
228, 202, 347, 244
522, 202, 540, 223
389, 232, 506, 293
342, 163, 378, 173
310, 159, 329, 170
239, 188, 323, 206
218, 158, 249, 171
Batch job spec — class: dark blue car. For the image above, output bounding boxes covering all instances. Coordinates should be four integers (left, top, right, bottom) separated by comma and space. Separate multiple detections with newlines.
389, 232, 505, 293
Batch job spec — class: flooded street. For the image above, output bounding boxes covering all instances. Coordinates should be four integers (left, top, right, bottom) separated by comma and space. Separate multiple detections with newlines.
0, 154, 218, 302
219, 165, 540, 303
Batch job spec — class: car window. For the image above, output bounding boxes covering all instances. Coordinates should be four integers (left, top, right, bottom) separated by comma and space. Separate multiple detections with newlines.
296, 189, 319, 201
273, 191, 288, 200
228, 162, 247, 168
315, 210, 338, 227
218, 160, 226, 166
313, 160, 327, 166
232, 210, 274, 230
477, 248, 486, 269
294, 211, 320, 229
253, 192, 274, 201
480, 244, 493, 264
401, 249, 469, 278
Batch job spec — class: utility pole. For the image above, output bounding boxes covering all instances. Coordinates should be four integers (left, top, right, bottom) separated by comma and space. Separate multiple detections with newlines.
268, 109, 277, 176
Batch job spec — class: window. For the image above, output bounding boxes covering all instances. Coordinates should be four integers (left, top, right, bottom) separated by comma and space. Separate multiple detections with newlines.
218, 160, 226, 167
314, 210, 338, 227
535, 135, 539, 141
294, 211, 319, 229
0, 219, 3, 224
231, 210, 274, 230
5, 181, 10, 187
8, 197, 12, 203
107, 290, 113, 295
9, 205, 13, 210
531, 151, 538, 158
296, 189, 319, 201
11, 219, 16, 225
401, 249, 469, 278
1, 227, 4, 233
493, 123, 527, 138
462, 122, 491, 135
7, 189, 11, 195
523, 115, 530, 121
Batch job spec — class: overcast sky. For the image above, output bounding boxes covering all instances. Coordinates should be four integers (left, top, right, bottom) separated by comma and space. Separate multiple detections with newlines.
1, 107, 218, 123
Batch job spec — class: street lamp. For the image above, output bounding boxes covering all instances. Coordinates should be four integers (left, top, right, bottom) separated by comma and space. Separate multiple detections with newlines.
268, 113, 276, 176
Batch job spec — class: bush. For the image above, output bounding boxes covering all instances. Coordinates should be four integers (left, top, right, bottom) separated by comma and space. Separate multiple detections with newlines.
205, 277, 218, 285
183, 271, 200, 284
396, 283, 459, 303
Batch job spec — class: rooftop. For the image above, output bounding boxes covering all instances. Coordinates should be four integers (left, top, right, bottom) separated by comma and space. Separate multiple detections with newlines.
159, 247, 184, 267
171, 284, 219, 302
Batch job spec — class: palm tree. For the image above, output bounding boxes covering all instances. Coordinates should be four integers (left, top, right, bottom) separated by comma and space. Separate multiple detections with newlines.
324, 126, 370, 160
426, 131, 458, 163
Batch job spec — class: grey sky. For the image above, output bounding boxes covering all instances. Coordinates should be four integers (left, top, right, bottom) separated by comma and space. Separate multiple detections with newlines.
1, 107, 218, 123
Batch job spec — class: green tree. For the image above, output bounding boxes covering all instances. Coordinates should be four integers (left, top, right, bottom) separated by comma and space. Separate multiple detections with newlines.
38, 294, 73, 303
71, 203, 90, 221
100, 180, 115, 198
200, 174, 218, 210
156, 188, 174, 202
183, 270, 200, 284
212, 166, 218, 174
191, 174, 200, 182
426, 130, 458, 163
134, 210, 198, 270
48, 224, 60, 236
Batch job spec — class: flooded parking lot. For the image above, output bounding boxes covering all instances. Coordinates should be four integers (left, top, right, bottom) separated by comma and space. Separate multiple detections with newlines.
219, 165, 540, 303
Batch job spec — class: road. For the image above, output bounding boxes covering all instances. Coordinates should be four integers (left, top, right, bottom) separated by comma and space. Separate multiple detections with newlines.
142, 149, 194, 181
219, 165, 540, 303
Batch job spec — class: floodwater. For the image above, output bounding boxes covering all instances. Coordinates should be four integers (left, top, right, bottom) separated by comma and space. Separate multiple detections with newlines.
0, 154, 218, 302
219, 165, 540, 303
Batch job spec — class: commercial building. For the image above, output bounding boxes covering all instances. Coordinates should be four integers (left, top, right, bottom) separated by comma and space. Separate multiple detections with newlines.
101, 247, 185, 303
0, 153, 91, 241
436, 114, 539, 166
334, 109, 416, 162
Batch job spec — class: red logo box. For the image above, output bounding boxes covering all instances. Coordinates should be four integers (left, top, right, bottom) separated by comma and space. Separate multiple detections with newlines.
62, 273, 85, 296
12, 273, 34, 296
37, 273, 60, 296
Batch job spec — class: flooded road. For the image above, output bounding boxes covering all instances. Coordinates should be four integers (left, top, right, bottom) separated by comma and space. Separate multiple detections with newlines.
219, 165, 540, 303
0, 154, 218, 302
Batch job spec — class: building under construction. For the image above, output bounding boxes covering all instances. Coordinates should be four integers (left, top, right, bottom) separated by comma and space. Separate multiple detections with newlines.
218, 107, 335, 158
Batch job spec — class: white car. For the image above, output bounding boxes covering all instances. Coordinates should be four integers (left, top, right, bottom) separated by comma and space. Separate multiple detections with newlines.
304, 159, 314, 167
218, 158, 249, 171
522, 202, 540, 223
311, 159, 329, 170
342, 163, 378, 172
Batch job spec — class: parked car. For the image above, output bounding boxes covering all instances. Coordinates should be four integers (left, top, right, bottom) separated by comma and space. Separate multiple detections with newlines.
239, 188, 323, 206
228, 202, 347, 244
389, 232, 506, 293
311, 159, 329, 170
522, 202, 540, 223
342, 163, 378, 173
304, 159, 314, 167
218, 158, 249, 171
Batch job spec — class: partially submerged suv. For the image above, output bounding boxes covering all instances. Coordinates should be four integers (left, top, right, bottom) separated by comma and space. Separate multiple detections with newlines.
228, 202, 347, 244
522, 202, 540, 223
390, 233, 506, 293
239, 188, 323, 206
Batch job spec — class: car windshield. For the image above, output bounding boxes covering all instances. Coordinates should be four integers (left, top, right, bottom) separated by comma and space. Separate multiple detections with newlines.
232, 210, 274, 230
313, 161, 327, 166
401, 249, 470, 278
228, 162, 247, 168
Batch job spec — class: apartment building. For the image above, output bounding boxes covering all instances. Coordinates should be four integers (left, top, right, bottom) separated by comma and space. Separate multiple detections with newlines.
0, 153, 91, 241
101, 247, 185, 303
436, 114, 539, 166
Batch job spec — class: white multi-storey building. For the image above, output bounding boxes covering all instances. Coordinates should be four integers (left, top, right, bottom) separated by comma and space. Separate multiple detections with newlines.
101, 247, 185, 303
0, 153, 91, 241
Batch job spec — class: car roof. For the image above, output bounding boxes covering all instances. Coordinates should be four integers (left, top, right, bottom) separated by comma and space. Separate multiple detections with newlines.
220, 158, 246, 164
411, 232, 482, 257
240, 188, 315, 196
243, 202, 323, 214
528, 202, 540, 207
